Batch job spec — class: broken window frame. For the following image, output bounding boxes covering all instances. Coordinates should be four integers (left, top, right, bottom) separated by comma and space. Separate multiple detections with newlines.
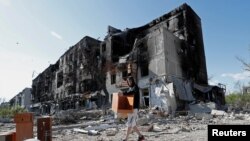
111, 74, 116, 84
140, 62, 149, 77
141, 88, 149, 107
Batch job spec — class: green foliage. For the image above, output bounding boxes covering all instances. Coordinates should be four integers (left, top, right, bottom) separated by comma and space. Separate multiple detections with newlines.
0, 105, 27, 118
225, 93, 241, 105
226, 93, 250, 107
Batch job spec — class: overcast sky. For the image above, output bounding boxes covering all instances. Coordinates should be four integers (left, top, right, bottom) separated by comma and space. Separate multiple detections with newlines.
1, 0, 250, 101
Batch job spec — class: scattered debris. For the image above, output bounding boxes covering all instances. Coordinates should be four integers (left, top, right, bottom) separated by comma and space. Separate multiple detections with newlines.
106, 128, 118, 136
194, 113, 213, 120
189, 102, 212, 114
211, 109, 227, 116
84, 124, 117, 132
73, 128, 88, 134
153, 125, 163, 132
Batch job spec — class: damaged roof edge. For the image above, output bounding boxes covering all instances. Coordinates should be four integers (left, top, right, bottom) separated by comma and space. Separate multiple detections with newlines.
31, 35, 102, 81
58, 36, 101, 60
106, 3, 201, 37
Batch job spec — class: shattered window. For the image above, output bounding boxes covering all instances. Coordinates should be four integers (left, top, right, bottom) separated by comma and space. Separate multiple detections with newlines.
141, 63, 149, 77
111, 36, 131, 62
111, 74, 116, 84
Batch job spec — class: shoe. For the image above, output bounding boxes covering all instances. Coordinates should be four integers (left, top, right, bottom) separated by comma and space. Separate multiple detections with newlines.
138, 135, 145, 141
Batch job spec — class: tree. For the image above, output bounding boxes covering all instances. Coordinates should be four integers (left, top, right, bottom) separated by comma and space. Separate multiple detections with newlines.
234, 80, 243, 94
236, 56, 250, 71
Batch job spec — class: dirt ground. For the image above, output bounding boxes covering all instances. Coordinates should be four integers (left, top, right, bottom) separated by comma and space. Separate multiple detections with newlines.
1, 111, 250, 141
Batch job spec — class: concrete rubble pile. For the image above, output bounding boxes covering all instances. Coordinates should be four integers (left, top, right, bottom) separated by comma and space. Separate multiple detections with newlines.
53, 109, 103, 125
1, 108, 250, 141
50, 108, 250, 141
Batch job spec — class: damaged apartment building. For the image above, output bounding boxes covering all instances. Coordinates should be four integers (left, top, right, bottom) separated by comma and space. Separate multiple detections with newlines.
31, 3, 226, 114
101, 3, 226, 113
31, 36, 103, 114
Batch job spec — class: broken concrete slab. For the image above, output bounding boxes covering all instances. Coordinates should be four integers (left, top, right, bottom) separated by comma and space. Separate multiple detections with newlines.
194, 113, 213, 120
88, 130, 99, 135
153, 125, 163, 132
189, 102, 212, 113
73, 128, 99, 135
73, 128, 88, 134
211, 110, 227, 116
206, 102, 216, 110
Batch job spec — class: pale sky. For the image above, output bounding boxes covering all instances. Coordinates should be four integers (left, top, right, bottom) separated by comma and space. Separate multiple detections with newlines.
1, 0, 250, 101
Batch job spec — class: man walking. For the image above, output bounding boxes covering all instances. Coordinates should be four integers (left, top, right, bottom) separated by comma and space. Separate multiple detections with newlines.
119, 76, 145, 141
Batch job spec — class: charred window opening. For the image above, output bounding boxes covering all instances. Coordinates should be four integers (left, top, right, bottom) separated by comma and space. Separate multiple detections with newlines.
142, 89, 149, 107
66, 86, 75, 95
111, 74, 116, 84
139, 42, 148, 52
80, 79, 92, 92
102, 43, 106, 52
141, 63, 149, 77
111, 36, 131, 62
57, 71, 63, 88
138, 42, 149, 64
177, 14, 184, 29
122, 70, 128, 78
69, 64, 73, 72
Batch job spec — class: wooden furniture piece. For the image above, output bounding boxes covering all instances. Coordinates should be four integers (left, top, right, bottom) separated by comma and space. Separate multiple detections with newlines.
37, 116, 52, 141
14, 113, 33, 141
112, 93, 134, 114
0, 131, 16, 141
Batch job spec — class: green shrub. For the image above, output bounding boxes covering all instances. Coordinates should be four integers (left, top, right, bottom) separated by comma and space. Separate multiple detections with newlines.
226, 93, 250, 107
0, 105, 27, 118
225, 93, 241, 105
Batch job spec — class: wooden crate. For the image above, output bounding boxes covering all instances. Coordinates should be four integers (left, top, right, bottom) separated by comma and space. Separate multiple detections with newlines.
14, 113, 33, 141
37, 117, 52, 141
112, 93, 134, 113
0, 132, 16, 141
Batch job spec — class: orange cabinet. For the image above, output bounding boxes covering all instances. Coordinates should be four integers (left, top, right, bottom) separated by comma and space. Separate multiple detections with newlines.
14, 113, 33, 141
112, 93, 134, 113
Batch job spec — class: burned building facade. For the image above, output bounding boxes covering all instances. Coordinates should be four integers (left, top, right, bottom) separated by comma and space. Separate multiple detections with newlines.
101, 3, 225, 111
31, 36, 102, 114
31, 3, 226, 114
